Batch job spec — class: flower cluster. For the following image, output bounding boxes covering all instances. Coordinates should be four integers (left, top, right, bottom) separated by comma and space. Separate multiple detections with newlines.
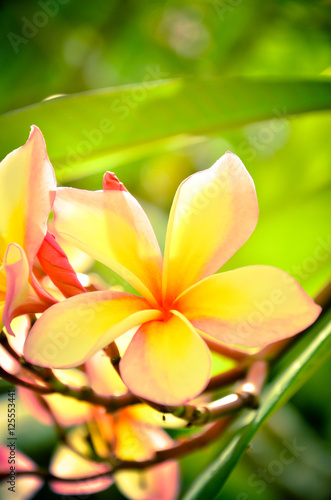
0, 126, 321, 500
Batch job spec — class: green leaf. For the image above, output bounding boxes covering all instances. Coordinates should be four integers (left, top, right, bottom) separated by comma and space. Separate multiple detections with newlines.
181, 308, 331, 500
1, 77, 331, 182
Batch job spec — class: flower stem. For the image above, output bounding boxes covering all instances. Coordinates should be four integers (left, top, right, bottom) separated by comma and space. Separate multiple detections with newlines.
0, 417, 231, 483
0, 366, 53, 394
138, 360, 268, 425
205, 363, 248, 392
104, 341, 121, 375
0, 365, 137, 412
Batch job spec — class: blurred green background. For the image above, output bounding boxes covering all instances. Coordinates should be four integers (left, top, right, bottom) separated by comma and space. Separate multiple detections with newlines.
0, 0, 331, 499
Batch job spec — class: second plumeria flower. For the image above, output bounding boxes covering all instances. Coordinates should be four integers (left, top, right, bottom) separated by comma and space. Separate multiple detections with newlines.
0, 126, 56, 333
0, 126, 87, 337
24, 153, 321, 405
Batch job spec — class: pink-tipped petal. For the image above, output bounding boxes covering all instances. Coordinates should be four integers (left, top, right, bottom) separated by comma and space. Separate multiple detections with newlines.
24, 290, 162, 368
50, 445, 112, 495
103, 171, 128, 191
163, 152, 258, 304
120, 312, 211, 405
86, 351, 128, 397
174, 266, 322, 347
2, 244, 50, 335
37, 232, 86, 298
54, 187, 163, 307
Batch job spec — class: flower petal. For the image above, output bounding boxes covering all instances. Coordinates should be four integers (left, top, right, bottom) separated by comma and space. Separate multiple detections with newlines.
85, 329, 138, 397
24, 290, 162, 368
54, 187, 163, 307
114, 413, 155, 461
48, 221, 94, 273
103, 171, 128, 191
5, 316, 30, 356
0, 345, 21, 374
163, 152, 258, 303
86, 351, 128, 397
50, 445, 112, 495
18, 386, 94, 427
0, 296, 5, 330
37, 231, 86, 298
18, 387, 53, 425
2, 244, 49, 335
127, 404, 186, 428
0, 445, 43, 500
0, 125, 56, 264
120, 312, 211, 405
115, 418, 180, 500
174, 265, 322, 347
116, 462, 180, 500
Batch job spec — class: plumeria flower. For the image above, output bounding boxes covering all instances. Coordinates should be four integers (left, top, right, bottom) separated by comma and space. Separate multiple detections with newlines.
50, 409, 180, 500
18, 348, 180, 500
24, 153, 321, 404
0, 126, 85, 336
0, 126, 57, 333
57, 349, 180, 499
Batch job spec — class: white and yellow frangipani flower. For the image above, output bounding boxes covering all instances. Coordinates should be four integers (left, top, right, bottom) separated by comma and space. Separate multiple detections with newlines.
25, 153, 321, 405
0, 126, 57, 334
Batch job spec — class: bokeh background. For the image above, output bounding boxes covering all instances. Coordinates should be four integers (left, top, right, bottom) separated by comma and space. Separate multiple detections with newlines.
0, 1, 331, 499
